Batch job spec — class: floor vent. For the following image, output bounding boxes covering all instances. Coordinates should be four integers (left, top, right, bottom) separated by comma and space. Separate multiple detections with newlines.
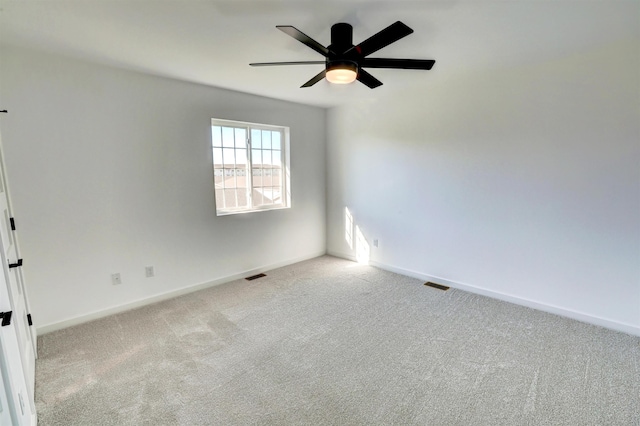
245, 273, 267, 281
424, 282, 450, 291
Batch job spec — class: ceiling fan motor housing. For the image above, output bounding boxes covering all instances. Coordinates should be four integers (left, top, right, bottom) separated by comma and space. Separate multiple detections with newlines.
329, 23, 354, 54
327, 23, 362, 69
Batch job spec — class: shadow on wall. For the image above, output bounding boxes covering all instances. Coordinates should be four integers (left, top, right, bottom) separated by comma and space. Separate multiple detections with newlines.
345, 207, 370, 264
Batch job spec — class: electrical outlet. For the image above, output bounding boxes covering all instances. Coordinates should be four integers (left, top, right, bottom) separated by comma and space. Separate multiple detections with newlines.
145, 266, 155, 278
111, 273, 122, 285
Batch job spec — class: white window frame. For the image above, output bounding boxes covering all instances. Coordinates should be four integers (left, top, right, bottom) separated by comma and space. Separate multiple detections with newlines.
211, 118, 291, 216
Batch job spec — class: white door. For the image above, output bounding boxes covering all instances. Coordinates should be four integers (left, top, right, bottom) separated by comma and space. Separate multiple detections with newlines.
0, 128, 36, 419
0, 363, 13, 425
0, 271, 33, 425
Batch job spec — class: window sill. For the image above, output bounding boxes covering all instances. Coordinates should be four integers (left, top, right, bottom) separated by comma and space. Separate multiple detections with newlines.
216, 205, 290, 217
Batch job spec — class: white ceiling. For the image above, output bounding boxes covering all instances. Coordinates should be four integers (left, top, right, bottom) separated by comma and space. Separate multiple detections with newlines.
1, 0, 638, 108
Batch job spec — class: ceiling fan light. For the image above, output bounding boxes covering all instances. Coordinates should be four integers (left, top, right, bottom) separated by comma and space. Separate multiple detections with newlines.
326, 62, 357, 84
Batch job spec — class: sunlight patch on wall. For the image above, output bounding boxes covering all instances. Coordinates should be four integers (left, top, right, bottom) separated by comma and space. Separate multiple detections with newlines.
345, 206, 370, 264
345, 207, 354, 250
355, 225, 370, 265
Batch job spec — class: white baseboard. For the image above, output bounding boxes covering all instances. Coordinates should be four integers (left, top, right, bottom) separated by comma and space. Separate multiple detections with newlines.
38, 250, 326, 335
328, 250, 640, 337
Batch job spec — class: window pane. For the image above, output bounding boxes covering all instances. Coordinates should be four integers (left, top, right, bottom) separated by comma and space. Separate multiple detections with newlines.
263, 168, 272, 187
252, 167, 263, 187
252, 150, 262, 165
272, 167, 281, 186
224, 189, 237, 208
234, 128, 247, 149
224, 168, 236, 186
263, 150, 273, 166
262, 188, 273, 205
236, 168, 247, 188
252, 189, 264, 207
213, 168, 224, 186
212, 148, 223, 166
223, 148, 235, 165
272, 132, 281, 150
251, 129, 262, 149
212, 126, 223, 147
215, 189, 224, 209
222, 127, 235, 148
272, 188, 282, 204
236, 149, 247, 165
262, 130, 272, 149
236, 188, 248, 208
272, 150, 282, 167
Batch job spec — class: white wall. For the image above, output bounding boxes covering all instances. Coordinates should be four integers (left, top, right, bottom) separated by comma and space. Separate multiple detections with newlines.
0, 45, 326, 331
1, 37, 638, 336
327, 40, 640, 335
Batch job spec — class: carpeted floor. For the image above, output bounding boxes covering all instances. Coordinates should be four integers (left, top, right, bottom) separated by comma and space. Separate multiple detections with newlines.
36, 256, 640, 425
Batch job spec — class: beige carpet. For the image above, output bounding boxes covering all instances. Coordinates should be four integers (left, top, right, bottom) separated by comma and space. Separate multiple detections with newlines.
35, 256, 640, 425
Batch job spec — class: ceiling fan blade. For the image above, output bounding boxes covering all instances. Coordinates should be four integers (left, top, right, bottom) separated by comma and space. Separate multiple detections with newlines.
277, 25, 331, 57
301, 70, 327, 88
349, 21, 413, 57
357, 69, 383, 89
362, 58, 435, 70
250, 61, 326, 66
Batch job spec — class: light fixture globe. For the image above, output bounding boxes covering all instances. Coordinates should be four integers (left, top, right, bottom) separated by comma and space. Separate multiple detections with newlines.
326, 61, 357, 84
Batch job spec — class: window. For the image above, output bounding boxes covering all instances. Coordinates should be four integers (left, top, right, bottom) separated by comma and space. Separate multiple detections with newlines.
211, 118, 290, 215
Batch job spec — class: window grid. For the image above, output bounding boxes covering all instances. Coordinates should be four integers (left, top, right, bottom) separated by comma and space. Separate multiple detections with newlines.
212, 119, 288, 215
214, 126, 252, 210
250, 128, 283, 209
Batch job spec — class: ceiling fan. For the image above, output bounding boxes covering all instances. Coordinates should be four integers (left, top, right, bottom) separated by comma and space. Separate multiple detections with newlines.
250, 21, 436, 89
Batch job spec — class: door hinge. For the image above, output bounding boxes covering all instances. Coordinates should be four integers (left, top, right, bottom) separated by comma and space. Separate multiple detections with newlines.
0, 311, 12, 326
8, 259, 22, 268
27, 314, 32, 326
10, 217, 15, 231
